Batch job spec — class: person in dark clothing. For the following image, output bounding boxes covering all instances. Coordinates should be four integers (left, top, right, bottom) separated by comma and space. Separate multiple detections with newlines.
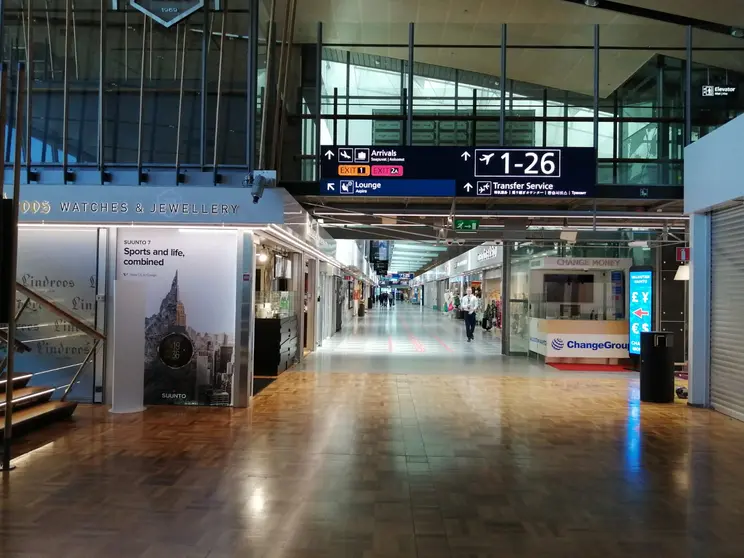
461, 287, 479, 342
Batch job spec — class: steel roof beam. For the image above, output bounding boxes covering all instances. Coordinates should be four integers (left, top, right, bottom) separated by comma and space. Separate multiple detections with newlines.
557, 0, 743, 38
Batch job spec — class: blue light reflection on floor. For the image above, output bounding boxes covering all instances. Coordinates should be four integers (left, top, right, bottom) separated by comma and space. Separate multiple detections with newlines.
624, 382, 643, 481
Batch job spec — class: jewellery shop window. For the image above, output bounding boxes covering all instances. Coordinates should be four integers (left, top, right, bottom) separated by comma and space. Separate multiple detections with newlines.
255, 244, 298, 319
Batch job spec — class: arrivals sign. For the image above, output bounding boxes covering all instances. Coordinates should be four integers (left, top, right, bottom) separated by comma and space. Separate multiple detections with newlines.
130, 0, 204, 27
320, 146, 597, 198
629, 268, 653, 355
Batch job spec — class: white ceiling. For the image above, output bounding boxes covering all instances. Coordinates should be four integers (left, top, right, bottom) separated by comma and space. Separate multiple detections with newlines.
388, 241, 448, 273
276, 0, 744, 96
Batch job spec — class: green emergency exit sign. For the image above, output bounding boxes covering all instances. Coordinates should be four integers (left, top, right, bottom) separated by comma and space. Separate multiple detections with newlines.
455, 219, 479, 231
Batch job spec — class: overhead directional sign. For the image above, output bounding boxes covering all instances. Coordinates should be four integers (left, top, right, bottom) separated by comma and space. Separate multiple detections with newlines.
320, 146, 597, 198
129, 0, 204, 27
455, 219, 479, 231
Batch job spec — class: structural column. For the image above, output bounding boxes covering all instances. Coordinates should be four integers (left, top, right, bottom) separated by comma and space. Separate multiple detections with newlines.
501, 242, 512, 356
291, 252, 305, 362
306, 258, 319, 351
234, 231, 257, 407
688, 213, 710, 407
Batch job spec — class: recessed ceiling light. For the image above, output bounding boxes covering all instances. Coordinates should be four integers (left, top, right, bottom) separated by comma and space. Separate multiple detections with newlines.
584, 0, 599, 6
731, 27, 744, 38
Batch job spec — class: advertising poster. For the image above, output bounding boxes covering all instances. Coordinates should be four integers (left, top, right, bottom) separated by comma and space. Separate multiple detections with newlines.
116, 229, 237, 406
629, 269, 653, 355
3, 229, 100, 402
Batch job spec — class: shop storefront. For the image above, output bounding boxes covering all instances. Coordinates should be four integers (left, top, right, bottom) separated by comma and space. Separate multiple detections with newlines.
686, 113, 744, 418
334, 240, 376, 321
8, 183, 354, 409
416, 244, 504, 331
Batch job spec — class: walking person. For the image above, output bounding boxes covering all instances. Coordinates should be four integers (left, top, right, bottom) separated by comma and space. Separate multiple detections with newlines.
461, 287, 479, 342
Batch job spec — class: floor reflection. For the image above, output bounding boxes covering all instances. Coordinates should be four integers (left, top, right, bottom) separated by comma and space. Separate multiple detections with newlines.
2, 307, 744, 557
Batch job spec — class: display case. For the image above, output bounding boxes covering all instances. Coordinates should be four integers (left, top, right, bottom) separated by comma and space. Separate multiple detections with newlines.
255, 291, 297, 319
253, 315, 299, 394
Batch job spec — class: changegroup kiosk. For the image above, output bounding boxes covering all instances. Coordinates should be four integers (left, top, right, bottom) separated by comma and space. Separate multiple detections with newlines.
527, 257, 633, 365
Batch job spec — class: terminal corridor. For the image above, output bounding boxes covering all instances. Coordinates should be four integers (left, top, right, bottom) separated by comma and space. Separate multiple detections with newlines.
299, 305, 506, 375
3, 305, 744, 557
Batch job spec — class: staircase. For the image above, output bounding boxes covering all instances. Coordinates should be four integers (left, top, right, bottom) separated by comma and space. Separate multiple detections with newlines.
0, 282, 104, 439
0, 374, 77, 436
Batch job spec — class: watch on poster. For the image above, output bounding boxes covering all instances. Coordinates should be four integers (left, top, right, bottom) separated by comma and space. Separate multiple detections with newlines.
158, 332, 195, 369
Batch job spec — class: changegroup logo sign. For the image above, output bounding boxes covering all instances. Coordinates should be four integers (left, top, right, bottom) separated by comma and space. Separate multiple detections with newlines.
545, 334, 629, 358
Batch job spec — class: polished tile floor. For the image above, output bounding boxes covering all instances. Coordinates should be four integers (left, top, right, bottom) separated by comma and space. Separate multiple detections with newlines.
2, 305, 744, 557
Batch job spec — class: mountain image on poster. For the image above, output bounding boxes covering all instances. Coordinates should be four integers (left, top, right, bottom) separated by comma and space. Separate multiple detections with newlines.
129, 0, 205, 28
143, 272, 234, 406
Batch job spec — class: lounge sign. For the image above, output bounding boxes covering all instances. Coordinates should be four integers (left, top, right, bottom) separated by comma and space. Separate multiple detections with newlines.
130, 0, 204, 27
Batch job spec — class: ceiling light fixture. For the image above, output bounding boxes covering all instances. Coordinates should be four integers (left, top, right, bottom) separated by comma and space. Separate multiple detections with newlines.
731, 27, 744, 38
584, 0, 599, 6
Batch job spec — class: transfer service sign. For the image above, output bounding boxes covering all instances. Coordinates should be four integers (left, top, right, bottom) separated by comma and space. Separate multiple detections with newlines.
130, 0, 204, 27
629, 269, 653, 355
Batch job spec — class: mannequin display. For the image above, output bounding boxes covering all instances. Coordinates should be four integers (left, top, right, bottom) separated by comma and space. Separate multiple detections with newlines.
482, 300, 496, 331
444, 291, 453, 313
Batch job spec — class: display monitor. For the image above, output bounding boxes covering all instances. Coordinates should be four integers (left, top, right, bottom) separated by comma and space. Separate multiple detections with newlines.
544, 273, 594, 304
628, 267, 654, 355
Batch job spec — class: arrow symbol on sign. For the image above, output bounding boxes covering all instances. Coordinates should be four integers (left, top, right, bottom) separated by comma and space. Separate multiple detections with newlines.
633, 308, 649, 318
461, 151, 471, 161
463, 183, 473, 192
325, 149, 334, 160
327, 182, 335, 191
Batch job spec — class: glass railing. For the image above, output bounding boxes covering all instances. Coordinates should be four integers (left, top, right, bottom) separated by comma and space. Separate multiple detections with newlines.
1, 283, 106, 404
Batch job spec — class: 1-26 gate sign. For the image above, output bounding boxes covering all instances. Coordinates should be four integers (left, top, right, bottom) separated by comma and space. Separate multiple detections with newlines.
130, 0, 204, 27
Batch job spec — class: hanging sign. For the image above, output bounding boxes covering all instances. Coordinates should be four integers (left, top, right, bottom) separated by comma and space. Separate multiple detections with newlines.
676, 247, 691, 262
130, 0, 205, 28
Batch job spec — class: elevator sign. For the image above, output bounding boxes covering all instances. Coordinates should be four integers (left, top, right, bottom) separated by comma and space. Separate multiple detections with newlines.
629, 268, 653, 355
130, 0, 204, 27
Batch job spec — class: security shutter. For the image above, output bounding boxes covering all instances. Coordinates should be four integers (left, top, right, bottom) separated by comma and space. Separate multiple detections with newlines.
710, 203, 744, 421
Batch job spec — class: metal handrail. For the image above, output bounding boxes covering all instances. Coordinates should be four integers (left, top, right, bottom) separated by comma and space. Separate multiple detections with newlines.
0, 328, 31, 353
15, 283, 105, 341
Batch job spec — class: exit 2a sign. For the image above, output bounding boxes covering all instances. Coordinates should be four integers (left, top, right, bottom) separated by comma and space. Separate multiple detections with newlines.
455, 219, 479, 231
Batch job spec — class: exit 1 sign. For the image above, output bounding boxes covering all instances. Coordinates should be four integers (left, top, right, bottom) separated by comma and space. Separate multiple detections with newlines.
455, 219, 479, 231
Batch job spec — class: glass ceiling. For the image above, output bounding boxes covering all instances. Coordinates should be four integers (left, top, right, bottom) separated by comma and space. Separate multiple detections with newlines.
320, 59, 620, 157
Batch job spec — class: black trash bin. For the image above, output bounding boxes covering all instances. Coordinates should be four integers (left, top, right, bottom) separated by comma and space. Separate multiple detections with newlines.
640, 331, 675, 403
358, 302, 365, 317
